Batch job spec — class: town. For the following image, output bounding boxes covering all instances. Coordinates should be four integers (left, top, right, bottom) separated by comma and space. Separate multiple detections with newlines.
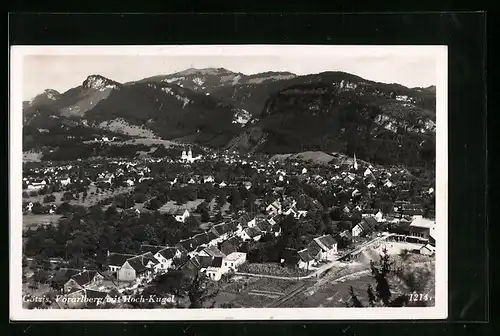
22, 144, 436, 309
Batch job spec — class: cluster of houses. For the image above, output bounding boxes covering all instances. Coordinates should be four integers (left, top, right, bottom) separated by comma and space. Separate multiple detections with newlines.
23, 160, 153, 193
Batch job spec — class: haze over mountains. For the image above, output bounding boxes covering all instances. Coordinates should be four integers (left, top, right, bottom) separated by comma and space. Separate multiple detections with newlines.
22, 68, 436, 168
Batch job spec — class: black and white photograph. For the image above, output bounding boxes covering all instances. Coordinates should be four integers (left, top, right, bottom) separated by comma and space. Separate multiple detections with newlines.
10, 45, 448, 320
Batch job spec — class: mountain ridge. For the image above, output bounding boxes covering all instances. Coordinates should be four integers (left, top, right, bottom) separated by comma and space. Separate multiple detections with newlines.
22, 68, 436, 168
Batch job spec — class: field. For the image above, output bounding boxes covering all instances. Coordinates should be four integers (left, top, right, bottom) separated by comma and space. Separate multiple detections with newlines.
215, 276, 308, 308
158, 198, 205, 214
22, 185, 133, 207
23, 214, 64, 230
23, 151, 43, 162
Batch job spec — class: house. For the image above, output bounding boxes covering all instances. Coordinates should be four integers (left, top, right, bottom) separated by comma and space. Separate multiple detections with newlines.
203, 175, 215, 183
176, 238, 199, 254
256, 219, 272, 233
240, 227, 262, 242
125, 179, 135, 186
297, 248, 316, 270
205, 266, 224, 281
199, 245, 226, 259
401, 204, 425, 217
206, 231, 219, 246
420, 244, 436, 256
222, 252, 247, 272
351, 216, 377, 237
219, 239, 238, 256
59, 177, 72, 186
409, 217, 435, 239
174, 209, 190, 223
338, 230, 353, 247
374, 210, 384, 222
266, 200, 282, 216
107, 252, 137, 273
27, 180, 47, 191
117, 254, 159, 282
154, 247, 179, 270
63, 270, 104, 293
51, 268, 82, 292
312, 234, 338, 260
210, 223, 233, 242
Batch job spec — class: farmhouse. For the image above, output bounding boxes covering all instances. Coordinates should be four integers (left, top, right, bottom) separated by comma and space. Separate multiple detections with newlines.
297, 248, 316, 270
409, 217, 435, 239
154, 247, 180, 270
312, 234, 338, 260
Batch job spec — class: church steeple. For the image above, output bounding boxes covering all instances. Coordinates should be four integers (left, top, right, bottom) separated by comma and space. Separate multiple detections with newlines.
353, 153, 358, 170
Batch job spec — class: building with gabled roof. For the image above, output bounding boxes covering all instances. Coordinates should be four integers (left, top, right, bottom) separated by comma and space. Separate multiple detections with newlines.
64, 270, 104, 293
297, 248, 316, 270
312, 234, 338, 260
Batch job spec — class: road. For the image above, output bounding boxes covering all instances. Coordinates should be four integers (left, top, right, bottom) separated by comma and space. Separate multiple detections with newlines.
235, 233, 395, 281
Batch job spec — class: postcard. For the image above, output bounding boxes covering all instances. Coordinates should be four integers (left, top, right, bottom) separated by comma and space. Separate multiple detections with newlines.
10, 45, 448, 320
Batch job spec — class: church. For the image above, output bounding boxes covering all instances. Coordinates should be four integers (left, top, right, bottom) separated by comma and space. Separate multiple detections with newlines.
180, 147, 202, 163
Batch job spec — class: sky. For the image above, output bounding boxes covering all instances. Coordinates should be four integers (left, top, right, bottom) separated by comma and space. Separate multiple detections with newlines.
20, 46, 439, 101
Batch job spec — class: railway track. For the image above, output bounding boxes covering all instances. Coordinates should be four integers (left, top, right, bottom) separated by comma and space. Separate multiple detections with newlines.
266, 283, 309, 308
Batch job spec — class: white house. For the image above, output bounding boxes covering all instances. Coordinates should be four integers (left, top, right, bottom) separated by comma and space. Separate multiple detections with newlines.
301, 168, 308, 174
240, 227, 262, 242
203, 175, 215, 183
297, 249, 316, 270
205, 266, 224, 281
125, 179, 135, 186
174, 209, 190, 223
384, 180, 394, 188
266, 200, 282, 216
27, 180, 46, 191
375, 210, 384, 222
154, 247, 180, 270
222, 252, 247, 272
219, 181, 227, 188
364, 168, 373, 177
60, 177, 72, 186
312, 235, 338, 261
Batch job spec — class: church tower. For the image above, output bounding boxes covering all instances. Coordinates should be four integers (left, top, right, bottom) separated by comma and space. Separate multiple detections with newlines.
353, 153, 358, 170
181, 149, 187, 160
187, 147, 193, 160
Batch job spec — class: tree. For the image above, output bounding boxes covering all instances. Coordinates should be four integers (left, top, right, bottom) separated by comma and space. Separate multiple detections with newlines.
185, 215, 200, 232
213, 211, 223, 223
43, 194, 56, 203
201, 208, 211, 222
346, 248, 432, 307
33, 269, 50, 284
229, 188, 242, 211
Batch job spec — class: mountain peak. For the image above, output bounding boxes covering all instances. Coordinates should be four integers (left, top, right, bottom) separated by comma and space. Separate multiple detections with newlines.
83, 74, 120, 90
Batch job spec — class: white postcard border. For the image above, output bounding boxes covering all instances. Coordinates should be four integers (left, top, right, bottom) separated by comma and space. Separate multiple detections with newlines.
10, 45, 448, 321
